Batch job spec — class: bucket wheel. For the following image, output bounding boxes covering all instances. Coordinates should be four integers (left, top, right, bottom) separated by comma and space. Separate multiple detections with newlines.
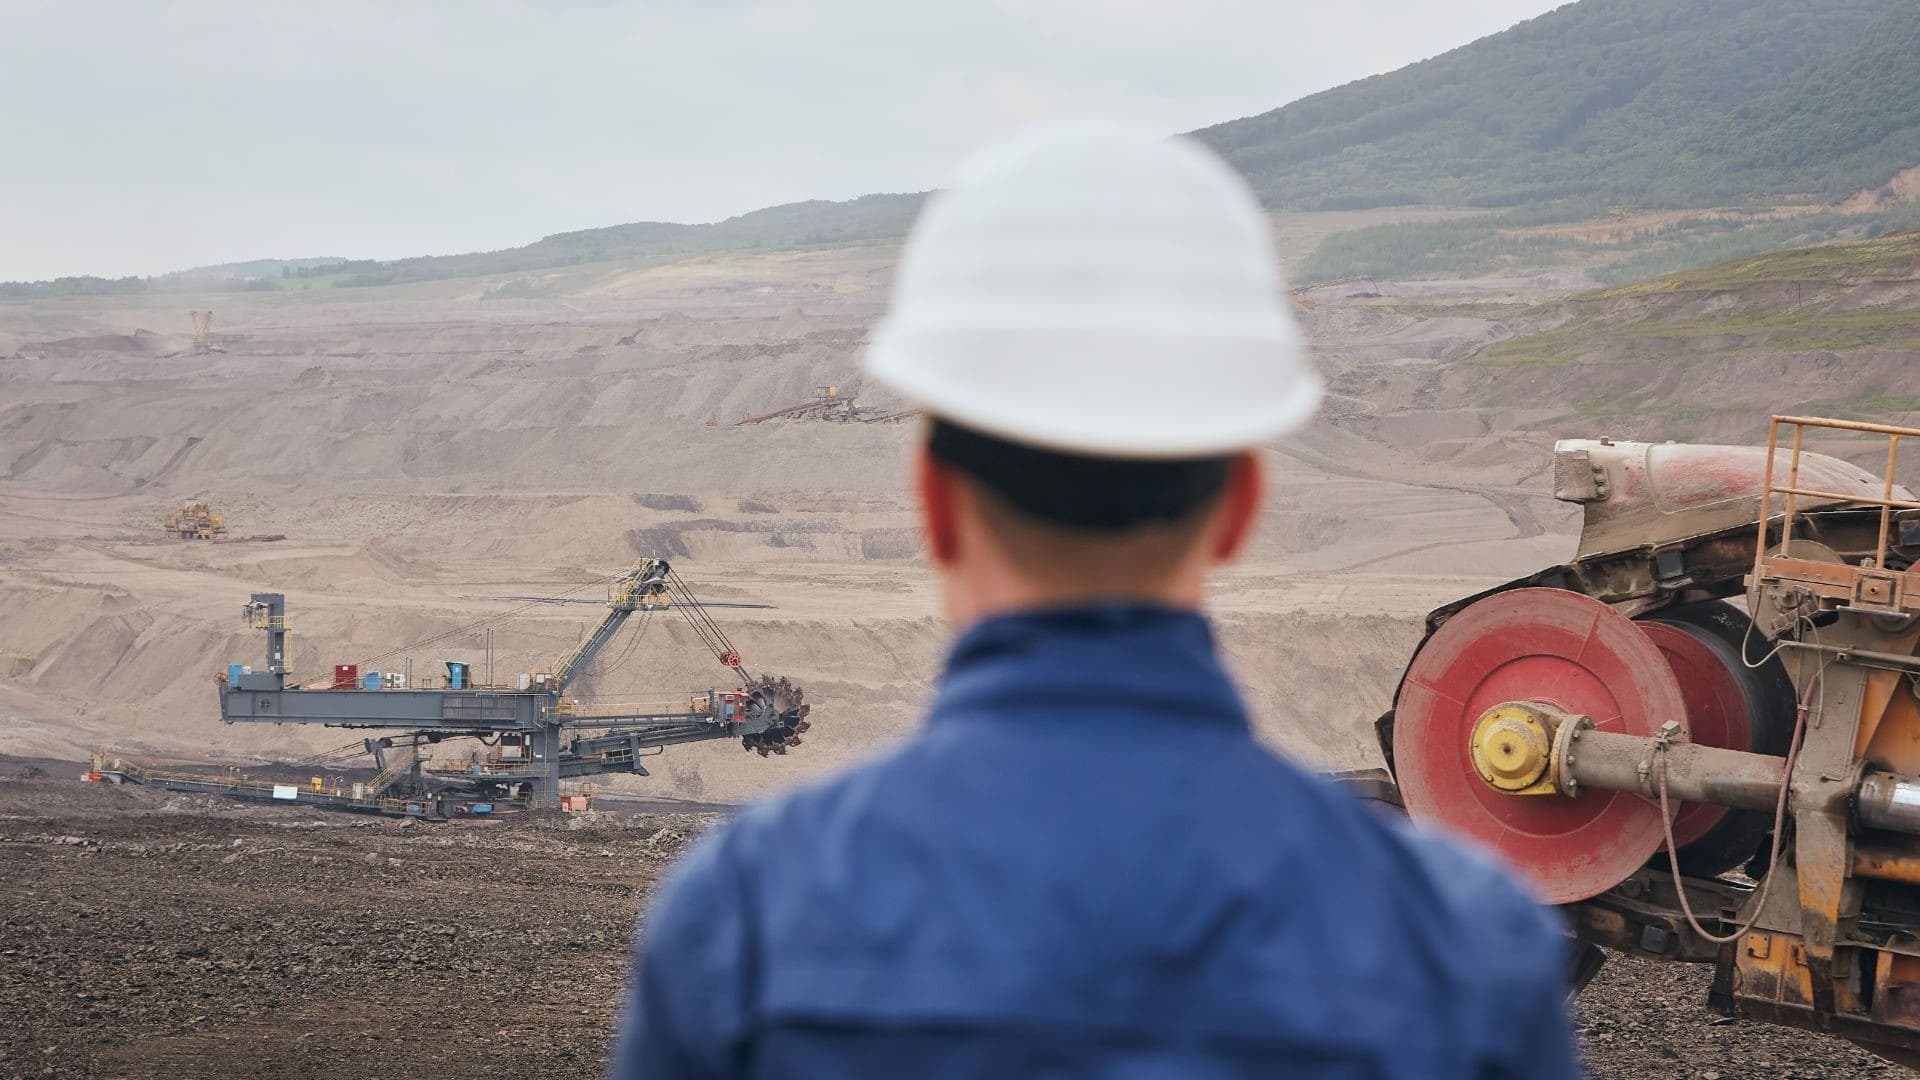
740, 675, 811, 756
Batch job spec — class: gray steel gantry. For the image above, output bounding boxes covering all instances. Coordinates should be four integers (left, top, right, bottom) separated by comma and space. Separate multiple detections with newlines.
217, 560, 807, 809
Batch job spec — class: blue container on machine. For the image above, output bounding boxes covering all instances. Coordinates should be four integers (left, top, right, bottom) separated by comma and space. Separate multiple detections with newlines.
227, 663, 244, 683
362, 671, 380, 690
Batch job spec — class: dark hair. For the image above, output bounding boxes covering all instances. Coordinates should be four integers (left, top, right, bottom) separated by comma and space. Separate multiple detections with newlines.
928, 419, 1232, 532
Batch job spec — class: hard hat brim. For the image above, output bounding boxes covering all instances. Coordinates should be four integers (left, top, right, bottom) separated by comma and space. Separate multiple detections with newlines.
866, 320, 1322, 460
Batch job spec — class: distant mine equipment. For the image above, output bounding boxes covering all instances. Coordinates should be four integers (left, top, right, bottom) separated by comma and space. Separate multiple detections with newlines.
163, 501, 227, 540
188, 309, 225, 354
729, 385, 918, 426
103, 558, 810, 817
1352, 415, 1920, 1062
487, 593, 777, 610
1289, 274, 1381, 305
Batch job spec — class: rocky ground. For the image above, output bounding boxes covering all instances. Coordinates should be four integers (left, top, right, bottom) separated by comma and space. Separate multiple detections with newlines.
1576, 956, 1893, 1078
0, 771, 1899, 1079
0, 775, 705, 1079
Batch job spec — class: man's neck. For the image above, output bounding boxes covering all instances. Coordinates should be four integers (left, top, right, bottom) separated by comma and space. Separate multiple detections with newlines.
941, 571, 1204, 628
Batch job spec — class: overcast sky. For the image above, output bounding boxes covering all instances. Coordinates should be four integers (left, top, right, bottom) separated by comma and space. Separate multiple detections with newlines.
2, 1, 1563, 281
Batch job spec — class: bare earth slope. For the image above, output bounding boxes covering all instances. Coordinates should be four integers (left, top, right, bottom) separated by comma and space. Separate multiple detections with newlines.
0, 221, 1577, 799
6, 230, 1915, 795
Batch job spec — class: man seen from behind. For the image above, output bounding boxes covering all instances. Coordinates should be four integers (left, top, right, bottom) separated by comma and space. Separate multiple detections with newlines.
613, 123, 1580, 1079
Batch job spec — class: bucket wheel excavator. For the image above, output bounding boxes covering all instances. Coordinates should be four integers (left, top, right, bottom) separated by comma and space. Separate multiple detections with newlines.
1366, 416, 1920, 1063
198, 558, 811, 814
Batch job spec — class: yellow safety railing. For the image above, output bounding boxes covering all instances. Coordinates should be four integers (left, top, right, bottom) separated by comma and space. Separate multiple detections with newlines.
554, 695, 713, 718
367, 747, 420, 795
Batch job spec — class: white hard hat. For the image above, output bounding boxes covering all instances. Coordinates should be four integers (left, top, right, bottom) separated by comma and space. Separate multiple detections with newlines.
865, 121, 1320, 459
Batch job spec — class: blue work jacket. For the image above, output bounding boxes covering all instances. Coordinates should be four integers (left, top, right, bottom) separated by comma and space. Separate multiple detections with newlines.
613, 605, 1578, 1078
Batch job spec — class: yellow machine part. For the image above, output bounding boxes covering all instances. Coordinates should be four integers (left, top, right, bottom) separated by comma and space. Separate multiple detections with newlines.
1858, 666, 1920, 776
1467, 703, 1557, 795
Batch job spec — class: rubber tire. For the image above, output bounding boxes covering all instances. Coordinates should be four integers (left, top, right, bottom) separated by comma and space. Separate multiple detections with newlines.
1643, 600, 1797, 878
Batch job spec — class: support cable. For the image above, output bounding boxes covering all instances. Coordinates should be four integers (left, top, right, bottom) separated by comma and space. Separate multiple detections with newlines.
665, 569, 748, 678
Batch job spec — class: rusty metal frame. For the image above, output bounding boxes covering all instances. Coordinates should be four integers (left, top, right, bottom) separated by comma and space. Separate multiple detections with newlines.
1756, 415, 1920, 614
1747, 420, 1920, 1038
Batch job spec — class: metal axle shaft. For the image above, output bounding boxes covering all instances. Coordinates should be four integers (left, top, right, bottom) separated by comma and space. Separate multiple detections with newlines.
1483, 702, 1920, 837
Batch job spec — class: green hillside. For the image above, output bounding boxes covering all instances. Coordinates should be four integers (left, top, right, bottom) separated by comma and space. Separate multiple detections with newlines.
1469, 231, 1920, 437
1486, 230, 1920, 364
3, 193, 926, 296
322, 193, 924, 288
1196, 0, 1914, 211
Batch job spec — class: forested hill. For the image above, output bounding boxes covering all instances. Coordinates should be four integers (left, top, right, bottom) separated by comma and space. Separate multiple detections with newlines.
315, 193, 927, 288
1194, 0, 1917, 211
1672, 2, 1920, 203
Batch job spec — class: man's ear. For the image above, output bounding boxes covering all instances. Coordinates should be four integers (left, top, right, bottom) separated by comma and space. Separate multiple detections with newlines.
916, 445, 961, 565
1210, 451, 1262, 563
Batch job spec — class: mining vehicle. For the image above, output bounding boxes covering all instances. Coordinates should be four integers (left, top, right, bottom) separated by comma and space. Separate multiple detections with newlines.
163, 501, 227, 539
730, 385, 917, 425
105, 558, 810, 816
188, 309, 225, 354
1365, 415, 1920, 1063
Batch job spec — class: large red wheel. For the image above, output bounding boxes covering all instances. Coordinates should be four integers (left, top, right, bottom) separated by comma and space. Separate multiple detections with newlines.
1393, 588, 1686, 904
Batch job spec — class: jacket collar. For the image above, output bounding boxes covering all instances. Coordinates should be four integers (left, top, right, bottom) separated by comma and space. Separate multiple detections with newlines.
929, 603, 1248, 729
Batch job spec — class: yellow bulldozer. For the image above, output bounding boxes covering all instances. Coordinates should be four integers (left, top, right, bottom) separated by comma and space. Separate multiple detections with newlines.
164, 501, 227, 540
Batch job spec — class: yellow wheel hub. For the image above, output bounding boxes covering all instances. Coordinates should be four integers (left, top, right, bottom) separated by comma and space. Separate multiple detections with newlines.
1469, 703, 1554, 794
